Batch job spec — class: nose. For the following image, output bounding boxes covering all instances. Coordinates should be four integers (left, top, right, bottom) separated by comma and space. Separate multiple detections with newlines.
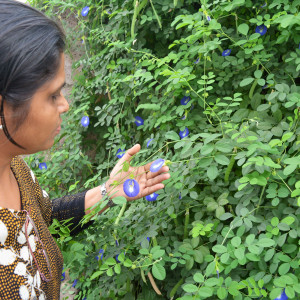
59, 94, 70, 114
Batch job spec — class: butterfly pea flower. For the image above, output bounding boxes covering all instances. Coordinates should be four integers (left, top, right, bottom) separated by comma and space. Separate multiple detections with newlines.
115, 240, 119, 247
61, 269, 65, 282
116, 252, 125, 263
255, 25, 267, 36
180, 96, 191, 105
179, 192, 182, 200
150, 158, 165, 173
179, 127, 189, 139
206, 15, 211, 21
181, 114, 187, 120
81, 6, 89, 17
96, 249, 104, 261
140, 237, 150, 247
147, 139, 153, 148
222, 49, 231, 56
81, 116, 89, 127
123, 179, 140, 197
146, 192, 159, 201
135, 116, 144, 126
261, 3, 267, 8
194, 58, 200, 64
39, 162, 47, 170
116, 148, 125, 158
72, 279, 78, 288
274, 289, 288, 300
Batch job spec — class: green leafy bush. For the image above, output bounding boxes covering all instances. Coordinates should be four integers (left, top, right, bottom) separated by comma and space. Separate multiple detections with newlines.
28, 0, 300, 299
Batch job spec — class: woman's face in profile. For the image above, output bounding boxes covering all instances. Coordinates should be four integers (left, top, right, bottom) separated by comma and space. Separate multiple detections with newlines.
3, 53, 69, 154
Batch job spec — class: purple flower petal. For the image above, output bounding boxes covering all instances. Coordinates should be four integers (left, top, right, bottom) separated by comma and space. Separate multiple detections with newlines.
72, 279, 78, 288
207, 15, 211, 21
179, 192, 182, 199
123, 179, 140, 197
150, 159, 165, 172
180, 96, 191, 105
116, 148, 125, 158
145, 192, 159, 201
39, 162, 47, 170
81, 116, 90, 127
147, 139, 153, 148
179, 127, 189, 139
222, 49, 231, 56
194, 58, 200, 64
274, 289, 288, 300
135, 116, 144, 126
81, 6, 89, 17
255, 25, 267, 36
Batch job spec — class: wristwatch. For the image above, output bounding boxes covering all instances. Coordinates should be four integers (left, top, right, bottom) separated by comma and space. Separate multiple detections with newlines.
100, 182, 116, 208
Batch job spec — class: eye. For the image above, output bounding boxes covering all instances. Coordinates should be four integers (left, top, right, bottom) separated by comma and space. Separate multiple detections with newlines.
51, 94, 60, 102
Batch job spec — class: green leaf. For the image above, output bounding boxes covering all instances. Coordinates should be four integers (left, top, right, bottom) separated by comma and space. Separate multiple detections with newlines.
112, 196, 127, 206
212, 245, 227, 254
234, 246, 245, 260
207, 165, 219, 180
231, 236, 241, 247
238, 23, 249, 35
152, 263, 166, 280
240, 78, 254, 87
256, 238, 275, 247
122, 161, 130, 172
198, 287, 213, 298
283, 164, 297, 176
114, 264, 121, 274
282, 132, 293, 142
214, 154, 230, 165
193, 273, 204, 283
105, 257, 116, 265
201, 143, 214, 155
152, 249, 165, 260
90, 270, 103, 280
165, 131, 180, 140
183, 284, 198, 293
136, 103, 161, 112
217, 287, 228, 299
281, 216, 295, 225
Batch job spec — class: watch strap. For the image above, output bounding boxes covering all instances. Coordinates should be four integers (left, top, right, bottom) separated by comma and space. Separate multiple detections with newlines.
100, 182, 116, 208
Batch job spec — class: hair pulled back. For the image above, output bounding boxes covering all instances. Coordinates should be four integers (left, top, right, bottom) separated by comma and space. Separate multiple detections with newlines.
0, 0, 65, 149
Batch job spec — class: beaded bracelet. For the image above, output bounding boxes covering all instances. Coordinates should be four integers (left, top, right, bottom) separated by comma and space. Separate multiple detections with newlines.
100, 182, 116, 208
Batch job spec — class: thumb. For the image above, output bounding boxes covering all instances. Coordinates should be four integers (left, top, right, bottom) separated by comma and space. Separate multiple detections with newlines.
122, 144, 141, 163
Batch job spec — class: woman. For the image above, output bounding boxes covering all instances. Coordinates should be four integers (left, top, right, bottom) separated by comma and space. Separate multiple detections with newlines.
0, 1, 170, 299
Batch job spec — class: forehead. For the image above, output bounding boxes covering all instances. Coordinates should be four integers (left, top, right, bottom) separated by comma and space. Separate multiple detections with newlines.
37, 53, 65, 93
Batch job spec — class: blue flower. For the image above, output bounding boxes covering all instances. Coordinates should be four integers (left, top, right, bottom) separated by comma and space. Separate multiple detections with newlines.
145, 192, 159, 201
116, 148, 125, 158
135, 116, 144, 126
179, 192, 182, 199
180, 96, 191, 105
72, 279, 78, 288
150, 158, 165, 172
255, 25, 267, 36
116, 254, 120, 263
179, 127, 189, 139
274, 289, 288, 300
222, 49, 231, 56
106, 10, 112, 14
262, 84, 268, 89
61, 270, 65, 282
96, 249, 104, 261
147, 237, 150, 242
39, 162, 47, 170
194, 58, 200, 64
207, 15, 211, 21
81, 6, 89, 17
261, 3, 267, 8
147, 139, 153, 148
123, 179, 140, 197
115, 240, 119, 247
81, 116, 89, 127
181, 114, 186, 120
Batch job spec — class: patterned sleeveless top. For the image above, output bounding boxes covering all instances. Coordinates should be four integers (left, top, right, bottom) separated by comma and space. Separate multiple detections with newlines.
0, 156, 87, 299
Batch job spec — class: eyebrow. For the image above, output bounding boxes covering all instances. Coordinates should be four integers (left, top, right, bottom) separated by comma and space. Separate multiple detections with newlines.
53, 82, 66, 93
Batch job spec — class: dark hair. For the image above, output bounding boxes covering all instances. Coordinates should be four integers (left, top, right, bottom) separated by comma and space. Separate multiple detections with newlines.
0, 0, 65, 149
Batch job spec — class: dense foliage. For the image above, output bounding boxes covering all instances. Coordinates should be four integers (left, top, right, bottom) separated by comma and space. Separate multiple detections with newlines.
27, 0, 300, 299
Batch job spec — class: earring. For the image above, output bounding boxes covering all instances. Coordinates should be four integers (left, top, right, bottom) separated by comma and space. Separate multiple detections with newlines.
0, 125, 2, 130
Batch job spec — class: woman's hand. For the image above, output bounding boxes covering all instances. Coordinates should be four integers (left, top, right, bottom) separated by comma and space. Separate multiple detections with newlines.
105, 144, 170, 201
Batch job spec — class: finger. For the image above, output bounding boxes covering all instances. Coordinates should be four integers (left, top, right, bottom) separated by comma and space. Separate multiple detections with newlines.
146, 165, 170, 180
119, 144, 141, 165
146, 173, 170, 187
139, 183, 165, 199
